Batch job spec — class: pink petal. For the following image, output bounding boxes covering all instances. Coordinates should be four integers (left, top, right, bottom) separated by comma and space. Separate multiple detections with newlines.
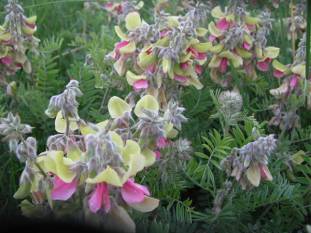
208, 35, 217, 42
88, 183, 110, 213
133, 79, 149, 90
246, 24, 256, 31
195, 64, 203, 75
1, 56, 13, 66
180, 62, 190, 70
290, 75, 299, 90
216, 18, 230, 31
174, 74, 188, 83
219, 58, 228, 73
187, 47, 199, 58
256, 60, 270, 72
243, 42, 251, 50
102, 184, 111, 213
155, 151, 161, 160
197, 52, 207, 60
115, 41, 129, 50
147, 64, 156, 73
104, 2, 114, 9
273, 69, 285, 78
160, 29, 169, 38
156, 136, 168, 149
51, 176, 78, 201
121, 179, 150, 204
259, 164, 273, 181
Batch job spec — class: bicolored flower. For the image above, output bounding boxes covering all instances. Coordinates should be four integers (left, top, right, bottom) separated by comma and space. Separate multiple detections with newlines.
121, 178, 159, 213
256, 47, 280, 72
246, 163, 272, 187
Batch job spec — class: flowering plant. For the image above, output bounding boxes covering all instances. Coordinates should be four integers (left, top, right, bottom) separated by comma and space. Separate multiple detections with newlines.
0, 0, 39, 94
107, 5, 209, 102
206, 2, 280, 86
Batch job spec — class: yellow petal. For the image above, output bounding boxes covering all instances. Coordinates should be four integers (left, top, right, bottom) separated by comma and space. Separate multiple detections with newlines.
167, 16, 180, 28
134, 95, 159, 117
196, 27, 208, 37
245, 15, 260, 25
109, 131, 124, 150
108, 96, 131, 119
128, 196, 159, 212
141, 148, 156, 167
208, 55, 222, 68
291, 64, 306, 78
0, 32, 11, 41
25, 16, 37, 25
119, 41, 136, 54
22, 25, 37, 36
67, 148, 82, 162
86, 166, 123, 186
219, 51, 243, 68
208, 22, 222, 37
236, 48, 252, 59
123, 151, 145, 181
246, 163, 261, 187
125, 12, 142, 31
209, 44, 224, 53
272, 60, 289, 73
263, 47, 280, 59
51, 151, 75, 183
138, 46, 156, 69
162, 57, 172, 73
122, 140, 141, 165
193, 42, 212, 53
113, 59, 126, 76
55, 111, 78, 134
126, 70, 147, 86
114, 26, 129, 40
211, 6, 225, 18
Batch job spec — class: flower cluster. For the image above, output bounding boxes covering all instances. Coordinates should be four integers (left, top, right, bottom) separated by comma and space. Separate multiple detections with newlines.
0, 0, 39, 92
269, 34, 307, 130
107, 5, 209, 97
6, 80, 189, 229
221, 134, 277, 190
287, 1, 307, 41
84, 0, 144, 23
206, 2, 279, 87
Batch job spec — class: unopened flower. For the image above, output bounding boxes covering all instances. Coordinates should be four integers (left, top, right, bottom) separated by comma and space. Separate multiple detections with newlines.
221, 134, 277, 189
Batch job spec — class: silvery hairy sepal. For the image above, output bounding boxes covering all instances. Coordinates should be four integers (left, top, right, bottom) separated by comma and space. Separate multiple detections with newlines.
45, 80, 83, 119
224, 25, 245, 50
218, 90, 243, 116
134, 109, 165, 139
174, 138, 192, 160
0, 113, 32, 142
85, 131, 123, 171
15, 137, 37, 162
19, 161, 33, 184
294, 33, 306, 64
164, 101, 187, 130
238, 134, 277, 163
47, 134, 66, 151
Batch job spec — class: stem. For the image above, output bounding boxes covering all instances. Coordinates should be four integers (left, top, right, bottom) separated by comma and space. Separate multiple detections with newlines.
290, 0, 296, 59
